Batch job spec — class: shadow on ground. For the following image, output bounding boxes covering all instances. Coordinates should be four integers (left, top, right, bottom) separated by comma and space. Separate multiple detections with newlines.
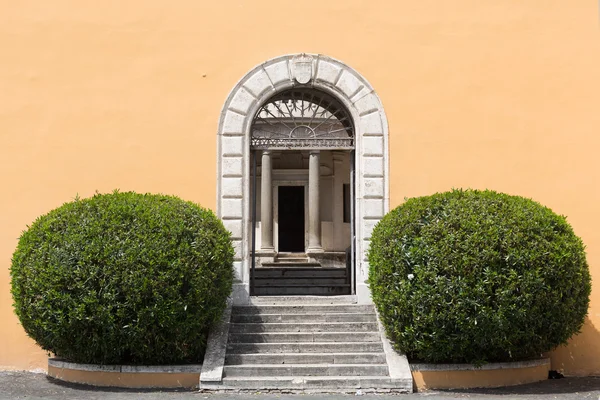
47, 374, 600, 396
444, 376, 600, 395
45, 375, 196, 393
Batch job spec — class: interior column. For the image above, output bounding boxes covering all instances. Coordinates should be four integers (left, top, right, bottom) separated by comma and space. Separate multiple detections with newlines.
307, 150, 323, 253
260, 150, 274, 252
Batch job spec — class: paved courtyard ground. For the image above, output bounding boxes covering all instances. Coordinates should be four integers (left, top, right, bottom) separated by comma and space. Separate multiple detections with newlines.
1, 371, 600, 400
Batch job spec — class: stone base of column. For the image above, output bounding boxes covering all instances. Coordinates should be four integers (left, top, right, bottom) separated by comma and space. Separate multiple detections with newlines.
255, 249, 276, 263
306, 247, 324, 254
258, 247, 275, 253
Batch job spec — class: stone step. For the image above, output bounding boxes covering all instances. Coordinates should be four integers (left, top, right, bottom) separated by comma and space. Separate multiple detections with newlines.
252, 284, 351, 296
261, 261, 317, 267
232, 304, 374, 315
229, 321, 378, 333
209, 296, 413, 392
228, 332, 381, 343
209, 376, 412, 391
249, 295, 357, 305
225, 352, 386, 365
253, 267, 345, 278
223, 363, 389, 377
273, 253, 309, 260
226, 342, 384, 354
231, 313, 377, 324
253, 277, 347, 286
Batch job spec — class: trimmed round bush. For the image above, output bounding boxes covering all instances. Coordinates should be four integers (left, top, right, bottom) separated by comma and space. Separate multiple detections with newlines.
11, 191, 234, 365
368, 189, 590, 364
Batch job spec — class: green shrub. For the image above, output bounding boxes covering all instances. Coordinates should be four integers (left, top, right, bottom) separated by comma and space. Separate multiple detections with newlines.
368, 189, 590, 364
11, 191, 234, 365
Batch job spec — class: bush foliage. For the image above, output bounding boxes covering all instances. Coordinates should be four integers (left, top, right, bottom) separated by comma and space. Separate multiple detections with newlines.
11, 191, 234, 365
368, 189, 590, 364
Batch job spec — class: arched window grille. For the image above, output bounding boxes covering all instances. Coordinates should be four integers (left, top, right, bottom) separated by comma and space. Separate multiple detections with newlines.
251, 89, 354, 150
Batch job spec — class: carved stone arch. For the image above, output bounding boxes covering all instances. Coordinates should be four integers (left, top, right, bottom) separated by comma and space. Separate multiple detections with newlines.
216, 54, 389, 304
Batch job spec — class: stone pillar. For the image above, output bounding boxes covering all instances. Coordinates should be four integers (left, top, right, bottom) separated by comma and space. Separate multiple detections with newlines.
260, 150, 274, 252
307, 150, 323, 253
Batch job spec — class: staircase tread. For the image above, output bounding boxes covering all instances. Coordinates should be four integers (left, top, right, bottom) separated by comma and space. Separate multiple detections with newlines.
232, 308, 373, 314
221, 375, 396, 381
226, 352, 384, 356
254, 282, 347, 286
228, 341, 383, 345
225, 363, 388, 367
258, 264, 323, 267
230, 331, 380, 335
233, 312, 371, 315
253, 277, 345, 280
233, 306, 375, 311
253, 279, 347, 281
253, 284, 351, 287
230, 322, 375, 325
249, 295, 357, 303
255, 267, 343, 270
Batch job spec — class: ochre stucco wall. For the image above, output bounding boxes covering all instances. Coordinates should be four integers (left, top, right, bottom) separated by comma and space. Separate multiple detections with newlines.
1, 1, 599, 375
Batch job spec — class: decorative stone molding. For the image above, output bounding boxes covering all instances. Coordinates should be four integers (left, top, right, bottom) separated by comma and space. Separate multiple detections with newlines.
216, 54, 389, 304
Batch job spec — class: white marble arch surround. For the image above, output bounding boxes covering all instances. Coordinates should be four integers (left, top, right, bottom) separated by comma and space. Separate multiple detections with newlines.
216, 54, 389, 305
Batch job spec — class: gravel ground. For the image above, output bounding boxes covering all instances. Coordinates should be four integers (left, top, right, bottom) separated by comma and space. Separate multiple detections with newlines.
1, 371, 600, 400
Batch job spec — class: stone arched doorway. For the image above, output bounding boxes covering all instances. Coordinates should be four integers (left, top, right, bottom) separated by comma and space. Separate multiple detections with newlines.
216, 54, 389, 304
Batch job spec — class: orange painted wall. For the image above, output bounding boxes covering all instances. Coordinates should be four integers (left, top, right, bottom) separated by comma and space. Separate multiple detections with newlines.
1, 0, 599, 375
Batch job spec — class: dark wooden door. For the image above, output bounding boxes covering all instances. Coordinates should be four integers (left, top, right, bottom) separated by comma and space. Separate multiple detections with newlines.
278, 186, 305, 252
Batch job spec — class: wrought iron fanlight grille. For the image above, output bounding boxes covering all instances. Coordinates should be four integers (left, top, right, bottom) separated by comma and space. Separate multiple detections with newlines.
251, 89, 354, 150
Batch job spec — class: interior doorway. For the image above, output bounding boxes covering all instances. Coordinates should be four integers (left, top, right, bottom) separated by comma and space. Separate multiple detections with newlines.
277, 186, 305, 252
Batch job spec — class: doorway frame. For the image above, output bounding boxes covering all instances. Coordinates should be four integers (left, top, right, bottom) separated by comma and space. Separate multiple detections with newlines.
216, 54, 390, 305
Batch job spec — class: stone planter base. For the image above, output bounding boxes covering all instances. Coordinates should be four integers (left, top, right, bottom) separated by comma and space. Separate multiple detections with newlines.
410, 358, 550, 391
48, 358, 201, 389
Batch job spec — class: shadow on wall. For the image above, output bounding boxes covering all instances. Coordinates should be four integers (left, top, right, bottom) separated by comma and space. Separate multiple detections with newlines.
550, 317, 600, 377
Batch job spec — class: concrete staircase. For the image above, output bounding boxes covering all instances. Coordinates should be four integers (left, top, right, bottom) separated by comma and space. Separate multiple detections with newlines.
251, 264, 351, 296
204, 296, 412, 392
